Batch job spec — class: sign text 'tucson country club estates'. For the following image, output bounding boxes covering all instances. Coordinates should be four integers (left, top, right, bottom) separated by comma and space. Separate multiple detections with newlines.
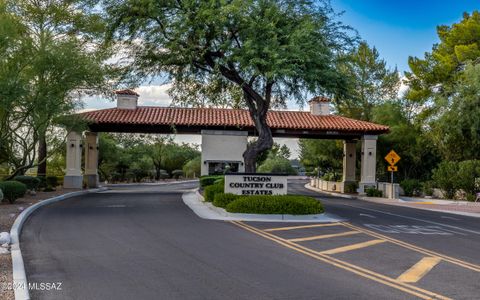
224, 174, 288, 195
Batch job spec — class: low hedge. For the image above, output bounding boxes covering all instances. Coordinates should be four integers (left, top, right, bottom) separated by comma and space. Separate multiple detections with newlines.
200, 175, 223, 188
204, 183, 224, 202
366, 187, 383, 197
46, 176, 59, 187
226, 195, 324, 215
213, 193, 239, 208
0, 181, 28, 204
13, 175, 41, 190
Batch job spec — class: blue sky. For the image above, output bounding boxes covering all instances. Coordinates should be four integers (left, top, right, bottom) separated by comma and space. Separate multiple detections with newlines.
331, 0, 479, 72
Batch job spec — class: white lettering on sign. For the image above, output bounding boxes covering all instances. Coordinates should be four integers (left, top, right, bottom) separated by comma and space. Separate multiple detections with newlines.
225, 174, 288, 195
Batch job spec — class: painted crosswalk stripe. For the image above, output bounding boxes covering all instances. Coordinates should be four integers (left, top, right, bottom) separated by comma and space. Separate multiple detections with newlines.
320, 239, 385, 255
288, 231, 360, 242
397, 257, 441, 283
264, 223, 342, 232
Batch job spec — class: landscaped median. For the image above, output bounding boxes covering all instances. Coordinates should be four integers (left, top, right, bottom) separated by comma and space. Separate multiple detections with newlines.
183, 175, 340, 223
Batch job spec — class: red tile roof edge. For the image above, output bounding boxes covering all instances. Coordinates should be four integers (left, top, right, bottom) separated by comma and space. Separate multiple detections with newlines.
79, 106, 389, 133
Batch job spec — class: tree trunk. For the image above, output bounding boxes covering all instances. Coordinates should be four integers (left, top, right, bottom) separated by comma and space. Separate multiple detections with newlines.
242, 102, 273, 173
37, 133, 47, 178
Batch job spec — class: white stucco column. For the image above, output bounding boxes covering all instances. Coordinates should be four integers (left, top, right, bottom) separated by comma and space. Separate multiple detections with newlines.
359, 135, 378, 193
342, 140, 356, 184
84, 132, 99, 188
201, 130, 248, 176
64, 131, 83, 189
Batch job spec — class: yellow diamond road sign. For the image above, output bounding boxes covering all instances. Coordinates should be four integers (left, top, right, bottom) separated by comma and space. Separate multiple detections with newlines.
385, 150, 401, 166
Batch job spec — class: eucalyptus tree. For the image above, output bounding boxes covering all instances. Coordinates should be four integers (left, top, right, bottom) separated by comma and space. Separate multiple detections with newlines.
104, 0, 354, 172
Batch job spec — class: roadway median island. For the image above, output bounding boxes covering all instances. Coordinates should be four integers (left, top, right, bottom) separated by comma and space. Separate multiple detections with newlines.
184, 175, 339, 222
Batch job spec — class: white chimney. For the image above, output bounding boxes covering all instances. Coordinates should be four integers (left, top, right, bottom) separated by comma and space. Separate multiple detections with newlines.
116, 89, 139, 109
308, 96, 330, 116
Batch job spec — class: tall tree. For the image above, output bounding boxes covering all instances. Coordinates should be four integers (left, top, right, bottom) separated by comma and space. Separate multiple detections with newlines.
104, 0, 354, 172
336, 41, 400, 121
405, 11, 480, 117
12, 0, 111, 177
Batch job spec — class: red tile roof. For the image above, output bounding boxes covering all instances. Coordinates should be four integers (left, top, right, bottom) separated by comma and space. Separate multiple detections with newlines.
115, 89, 139, 96
80, 106, 389, 134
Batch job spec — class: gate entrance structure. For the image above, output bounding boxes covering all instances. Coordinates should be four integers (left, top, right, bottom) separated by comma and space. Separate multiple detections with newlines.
64, 90, 389, 193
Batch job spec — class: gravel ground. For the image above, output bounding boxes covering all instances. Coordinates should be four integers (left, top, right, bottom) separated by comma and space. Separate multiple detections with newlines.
0, 188, 80, 300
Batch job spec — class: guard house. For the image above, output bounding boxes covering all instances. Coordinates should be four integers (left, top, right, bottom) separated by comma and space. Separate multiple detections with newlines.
64, 91, 389, 193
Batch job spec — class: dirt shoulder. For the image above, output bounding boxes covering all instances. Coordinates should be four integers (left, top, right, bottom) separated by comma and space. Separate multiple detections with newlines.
0, 188, 80, 300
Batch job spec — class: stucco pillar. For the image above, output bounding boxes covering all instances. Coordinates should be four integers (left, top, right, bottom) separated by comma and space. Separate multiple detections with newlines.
342, 140, 356, 184
84, 132, 99, 188
359, 135, 378, 194
64, 131, 83, 189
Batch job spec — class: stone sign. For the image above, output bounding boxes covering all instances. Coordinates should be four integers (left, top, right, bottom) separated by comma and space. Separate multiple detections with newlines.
224, 174, 288, 195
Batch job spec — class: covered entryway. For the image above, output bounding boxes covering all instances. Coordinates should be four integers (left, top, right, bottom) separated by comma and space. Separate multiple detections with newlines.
64, 90, 389, 193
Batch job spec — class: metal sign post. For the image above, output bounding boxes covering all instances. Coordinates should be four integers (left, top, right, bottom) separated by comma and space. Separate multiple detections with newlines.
385, 150, 400, 199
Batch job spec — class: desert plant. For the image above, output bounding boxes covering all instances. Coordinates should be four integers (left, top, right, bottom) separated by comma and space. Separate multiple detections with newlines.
0, 181, 28, 204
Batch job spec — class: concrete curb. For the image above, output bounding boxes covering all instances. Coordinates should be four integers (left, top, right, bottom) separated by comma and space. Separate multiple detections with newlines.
182, 189, 343, 223
10, 187, 108, 300
305, 183, 480, 218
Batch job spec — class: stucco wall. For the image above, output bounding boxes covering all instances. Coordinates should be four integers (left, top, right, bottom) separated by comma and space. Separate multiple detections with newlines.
201, 130, 248, 176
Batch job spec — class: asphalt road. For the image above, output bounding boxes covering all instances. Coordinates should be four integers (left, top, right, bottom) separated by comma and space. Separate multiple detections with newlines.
20, 179, 480, 299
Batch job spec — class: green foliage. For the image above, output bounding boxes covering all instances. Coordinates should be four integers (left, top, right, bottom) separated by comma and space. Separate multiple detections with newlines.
183, 156, 201, 178
422, 181, 435, 196
366, 187, 383, 197
336, 41, 400, 121
204, 183, 224, 202
171, 170, 184, 179
226, 195, 324, 215
405, 11, 480, 105
432, 161, 460, 199
299, 139, 343, 174
322, 172, 341, 182
257, 157, 297, 175
213, 193, 239, 209
344, 182, 358, 194
13, 175, 40, 190
456, 160, 480, 196
400, 179, 422, 197
199, 176, 224, 188
430, 64, 480, 161
0, 180, 27, 203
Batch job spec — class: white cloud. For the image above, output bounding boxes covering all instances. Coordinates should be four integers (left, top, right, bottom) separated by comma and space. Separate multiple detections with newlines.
135, 84, 173, 106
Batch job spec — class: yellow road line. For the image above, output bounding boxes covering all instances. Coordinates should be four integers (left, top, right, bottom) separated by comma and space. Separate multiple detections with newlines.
232, 221, 451, 300
397, 257, 442, 283
320, 239, 385, 255
341, 222, 480, 273
264, 223, 342, 232
288, 231, 360, 242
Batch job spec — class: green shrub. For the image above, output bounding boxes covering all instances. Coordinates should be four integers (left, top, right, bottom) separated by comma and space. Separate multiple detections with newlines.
344, 182, 358, 193
199, 176, 223, 188
213, 193, 239, 208
366, 187, 383, 197
400, 179, 422, 197
37, 176, 47, 189
432, 161, 460, 199
456, 160, 480, 196
257, 157, 297, 175
13, 176, 41, 190
172, 170, 184, 179
226, 195, 323, 215
214, 177, 224, 185
0, 181, 28, 204
204, 183, 224, 202
422, 181, 435, 196
46, 176, 59, 187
